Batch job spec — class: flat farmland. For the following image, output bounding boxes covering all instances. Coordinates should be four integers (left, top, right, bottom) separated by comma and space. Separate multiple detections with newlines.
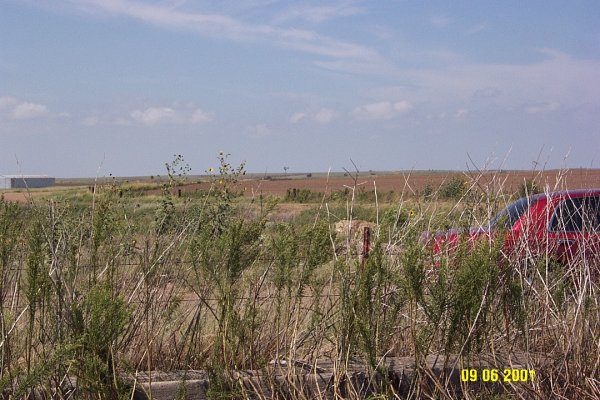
161, 168, 600, 197
3, 169, 600, 203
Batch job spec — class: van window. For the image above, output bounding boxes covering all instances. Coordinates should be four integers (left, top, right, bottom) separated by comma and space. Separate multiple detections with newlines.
550, 196, 600, 232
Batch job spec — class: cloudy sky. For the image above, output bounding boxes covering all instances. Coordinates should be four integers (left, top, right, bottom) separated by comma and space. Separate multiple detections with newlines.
1, 0, 599, 177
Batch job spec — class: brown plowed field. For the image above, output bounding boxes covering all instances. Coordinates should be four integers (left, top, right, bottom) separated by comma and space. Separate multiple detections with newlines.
0, 191, 49, 203
3, 170, 599, 203
167, 169, 600, 198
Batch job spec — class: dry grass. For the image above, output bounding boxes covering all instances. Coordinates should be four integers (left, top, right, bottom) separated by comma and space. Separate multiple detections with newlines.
0, 164, 597, 399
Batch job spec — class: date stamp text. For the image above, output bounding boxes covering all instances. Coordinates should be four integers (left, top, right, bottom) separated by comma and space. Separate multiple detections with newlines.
460, 368, 535, 383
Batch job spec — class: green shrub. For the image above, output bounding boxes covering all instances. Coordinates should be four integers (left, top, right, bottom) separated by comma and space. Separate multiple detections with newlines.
284, 188, 321, 203
518, 179, 541, 197
438, 177, 467, 199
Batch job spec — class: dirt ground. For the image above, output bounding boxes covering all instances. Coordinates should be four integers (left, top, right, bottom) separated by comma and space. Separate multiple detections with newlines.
0, 191, 48, 203
3, 169, 600, 203
170, 169, 600, 198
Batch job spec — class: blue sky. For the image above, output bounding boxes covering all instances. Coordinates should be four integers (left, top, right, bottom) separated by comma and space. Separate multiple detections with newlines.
1, 0, 599, 177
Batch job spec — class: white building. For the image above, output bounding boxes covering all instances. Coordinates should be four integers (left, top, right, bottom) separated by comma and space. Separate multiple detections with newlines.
0, 175, 55, 189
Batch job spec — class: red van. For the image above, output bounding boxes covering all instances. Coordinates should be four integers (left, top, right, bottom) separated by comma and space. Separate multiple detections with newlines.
424, 189, 600, 266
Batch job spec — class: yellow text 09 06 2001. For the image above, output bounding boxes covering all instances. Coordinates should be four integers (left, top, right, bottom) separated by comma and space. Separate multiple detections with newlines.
460, 368, 535, 383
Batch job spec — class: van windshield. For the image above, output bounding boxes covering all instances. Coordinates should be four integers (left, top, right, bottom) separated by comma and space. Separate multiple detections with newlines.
490, 195, 541, 229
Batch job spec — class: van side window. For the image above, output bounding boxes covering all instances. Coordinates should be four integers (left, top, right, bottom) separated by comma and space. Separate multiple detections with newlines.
551, 196, 600, 232
585, 196, 600, 231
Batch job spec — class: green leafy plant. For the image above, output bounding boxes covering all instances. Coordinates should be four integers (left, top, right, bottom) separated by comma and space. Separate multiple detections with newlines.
438, 177, 467, 199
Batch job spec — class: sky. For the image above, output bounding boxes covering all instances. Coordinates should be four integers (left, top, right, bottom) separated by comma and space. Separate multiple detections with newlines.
1, 0, 599, 178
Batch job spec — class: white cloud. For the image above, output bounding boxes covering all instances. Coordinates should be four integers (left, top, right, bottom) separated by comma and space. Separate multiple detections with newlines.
400, 49, 600, 111
535, 47, 568, 59
274, 3, 364, 24
454, 108, 469, 119
11, 102, 49, 120
289, 112, 306, 124
430, 15, 452, 28
0, 97, 52, 120
472, 87, 501, 98
313, 59, 390, 76
0, 96, 18, 110
314, 108, 337, 124
82, 116, 99, 126
72, 0, 378, 61
114, 117, 133, 126
466, 22, 488, 35
190, 108, 213, 124
393, 100, 413, 113
368, 24, 395, 40
247, 123, 271, 138
124, 105, 214, 126
289, 109, 337, 124
130, 107, 179, 126
526, 102, 559, 114
352, 100, 413, 120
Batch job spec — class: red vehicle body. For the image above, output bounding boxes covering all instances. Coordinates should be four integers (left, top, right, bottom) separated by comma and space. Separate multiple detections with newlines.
425, 189, 600, 265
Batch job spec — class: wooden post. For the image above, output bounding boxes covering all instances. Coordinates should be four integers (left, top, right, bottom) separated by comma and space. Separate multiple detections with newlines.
362, 226, 371, 266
